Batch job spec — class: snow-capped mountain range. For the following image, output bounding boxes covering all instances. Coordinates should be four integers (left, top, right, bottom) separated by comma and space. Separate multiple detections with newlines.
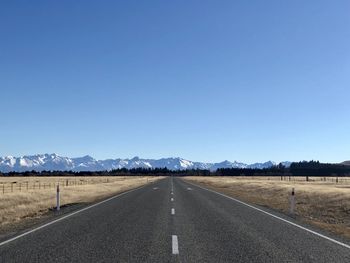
0, 154, 291, 173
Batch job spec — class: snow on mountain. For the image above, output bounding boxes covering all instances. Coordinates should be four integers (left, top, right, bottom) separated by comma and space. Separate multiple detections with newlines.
0, 154, 287, 173
210, 160, 248, 171
0, 154, 75, 172
247, 161, 277, 169
281, 161, 292, 168
149, 158, 198, 170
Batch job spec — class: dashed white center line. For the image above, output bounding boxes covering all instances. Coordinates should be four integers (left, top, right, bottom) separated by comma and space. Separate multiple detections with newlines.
171, 198, 174, 202
171, 192, 173, 195
153, 187, 159, 190
171, 208, 175, 215
172, 235, 179, 255
187, 187, 192, 190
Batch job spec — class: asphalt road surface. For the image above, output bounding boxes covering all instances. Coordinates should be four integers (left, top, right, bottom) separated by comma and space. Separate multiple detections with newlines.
1, 177, 350, 262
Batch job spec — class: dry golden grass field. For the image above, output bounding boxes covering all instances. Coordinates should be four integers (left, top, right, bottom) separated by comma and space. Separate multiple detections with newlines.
184, 176, 350, 239
0, 176, 163, 229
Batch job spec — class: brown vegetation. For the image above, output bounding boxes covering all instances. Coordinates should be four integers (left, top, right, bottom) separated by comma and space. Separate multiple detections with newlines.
184, 176, 350, 239
0, 176, 162, 229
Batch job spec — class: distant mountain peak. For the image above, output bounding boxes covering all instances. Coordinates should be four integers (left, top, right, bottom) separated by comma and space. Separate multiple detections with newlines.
0, 154, 290, 173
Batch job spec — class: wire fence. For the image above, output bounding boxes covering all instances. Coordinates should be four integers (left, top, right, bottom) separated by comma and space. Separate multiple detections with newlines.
0, 177, 127, 194
238, 176, 350, 184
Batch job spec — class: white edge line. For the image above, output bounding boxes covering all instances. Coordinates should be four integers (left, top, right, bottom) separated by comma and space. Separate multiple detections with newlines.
172, 235, 179, 254
0, 184, 148, 247
184, 180, 350, 250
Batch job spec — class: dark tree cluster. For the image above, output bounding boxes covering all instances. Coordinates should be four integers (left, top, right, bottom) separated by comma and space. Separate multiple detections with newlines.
1, 161, 349, 177
217, 161, 350, 177
289, 161, 350, 176
0, 168, 211, 177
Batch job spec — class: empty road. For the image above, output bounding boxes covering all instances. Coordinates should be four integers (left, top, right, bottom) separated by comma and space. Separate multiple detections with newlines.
1, 177, 350, 262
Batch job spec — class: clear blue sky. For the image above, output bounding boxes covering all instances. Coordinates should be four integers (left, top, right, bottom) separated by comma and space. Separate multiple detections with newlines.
0, 0, 349, 163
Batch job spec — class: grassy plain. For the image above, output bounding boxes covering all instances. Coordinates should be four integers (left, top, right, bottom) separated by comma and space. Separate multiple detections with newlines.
0, 176, 162, 228
184, 176, 350, 239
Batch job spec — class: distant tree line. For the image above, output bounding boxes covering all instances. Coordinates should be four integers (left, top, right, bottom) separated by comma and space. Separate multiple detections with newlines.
216, 161, 350, 177
289, 161, 350, 176
1, 161, 349, 177
0, 168, 210, 177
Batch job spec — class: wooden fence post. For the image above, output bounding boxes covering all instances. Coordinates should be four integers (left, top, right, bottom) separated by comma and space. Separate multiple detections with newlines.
56, 184, 60, 211
290, 188, 295, 215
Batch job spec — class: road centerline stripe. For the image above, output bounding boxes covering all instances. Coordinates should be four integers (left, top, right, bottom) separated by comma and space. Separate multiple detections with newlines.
171, 208, 175, 215
172, 235, 179, 255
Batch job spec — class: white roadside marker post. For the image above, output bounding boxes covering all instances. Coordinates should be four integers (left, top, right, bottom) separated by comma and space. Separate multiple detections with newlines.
56, 184, 60, 211
290, 188, 295, 215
